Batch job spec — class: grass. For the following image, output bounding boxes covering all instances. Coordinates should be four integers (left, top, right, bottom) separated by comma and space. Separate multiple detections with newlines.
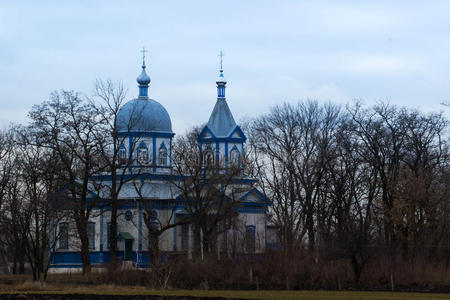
1, 288, 449, 300
0, 276, 448, 299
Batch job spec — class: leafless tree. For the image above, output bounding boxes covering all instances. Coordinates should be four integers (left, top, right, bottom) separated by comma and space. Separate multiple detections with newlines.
250, 101, 341, 252
89, 79, 147, 267
28, 91, 103, 274
171, 127, 247, 260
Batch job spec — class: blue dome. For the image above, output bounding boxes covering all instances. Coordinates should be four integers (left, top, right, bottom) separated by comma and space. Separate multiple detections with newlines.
137, 68, 151, 85
117, 98, 173, 133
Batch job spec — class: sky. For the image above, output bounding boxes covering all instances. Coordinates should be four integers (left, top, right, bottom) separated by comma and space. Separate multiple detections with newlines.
1, 0, 450, 134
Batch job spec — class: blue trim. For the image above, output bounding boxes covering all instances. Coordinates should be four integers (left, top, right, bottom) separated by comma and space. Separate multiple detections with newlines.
200, 137, 246, 143
100, 209, 103, 251
152, 136, 156, 172
217, 85, 225, 98
106, 222, 111, 249
169, 138, 173, 166
197, 126, 217, 141
173, 215, 177, 251
138, 203, 143, 251
239, 188, 272, 205
118, 131, 175, 138
139, 84, 148, 98
50, 251, 163, 267
215, 142, 220, 164
91, 172, 256, 183
228, 126, 247, 140
128, 136, 133, 160
198, 126, 246, 143
237, 207, 266, 214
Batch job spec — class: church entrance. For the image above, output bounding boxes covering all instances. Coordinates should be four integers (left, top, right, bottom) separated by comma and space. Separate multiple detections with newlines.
125, 240, 133, 260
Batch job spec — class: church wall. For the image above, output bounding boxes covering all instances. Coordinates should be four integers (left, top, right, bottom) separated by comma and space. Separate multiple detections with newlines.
208, 141, 244, 167
237, 212, 267, 253
122, 136, 172, 171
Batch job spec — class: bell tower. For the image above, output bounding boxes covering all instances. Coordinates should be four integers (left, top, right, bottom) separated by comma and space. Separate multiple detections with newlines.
198, 51, 246, 169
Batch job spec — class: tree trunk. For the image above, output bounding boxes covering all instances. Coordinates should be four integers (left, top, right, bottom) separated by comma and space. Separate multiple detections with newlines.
109, 202, 118, 268
150, 233, 160, 265
351, 254, 362, 283
78, 229, 91, 274
193, 225, 201, 261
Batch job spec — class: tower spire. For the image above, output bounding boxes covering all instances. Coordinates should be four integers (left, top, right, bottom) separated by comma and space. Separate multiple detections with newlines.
216, 50, 227, 99
137, 47, 151, 98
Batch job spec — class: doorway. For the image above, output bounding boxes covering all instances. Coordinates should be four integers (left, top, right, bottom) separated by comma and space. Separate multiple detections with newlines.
125, 240, 133, 260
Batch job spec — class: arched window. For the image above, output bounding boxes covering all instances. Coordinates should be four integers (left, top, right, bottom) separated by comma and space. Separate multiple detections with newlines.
118, 147, 127, 165
203, 150, 214, 167
159, 146, 167, 166
230, 148, 240, 166
137, 146, 148, 164
59, 222, 69, 249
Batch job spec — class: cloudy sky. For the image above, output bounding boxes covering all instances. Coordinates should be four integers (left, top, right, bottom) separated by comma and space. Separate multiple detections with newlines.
1, 1, 450, 134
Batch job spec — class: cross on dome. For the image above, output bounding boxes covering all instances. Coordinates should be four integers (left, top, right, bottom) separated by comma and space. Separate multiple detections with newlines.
218, 50, 224, 71
141, 47, 147, 68
216, 50, 227, 98
137, 47, 151, 97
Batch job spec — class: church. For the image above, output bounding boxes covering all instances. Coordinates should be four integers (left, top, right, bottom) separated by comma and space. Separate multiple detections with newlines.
50, 53, 272, 271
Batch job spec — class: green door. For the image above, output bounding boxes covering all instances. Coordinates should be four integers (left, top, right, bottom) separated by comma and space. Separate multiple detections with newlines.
125, 240, 133, 260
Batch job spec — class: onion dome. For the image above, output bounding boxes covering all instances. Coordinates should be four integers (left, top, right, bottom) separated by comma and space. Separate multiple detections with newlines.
116, 98, 172, 133
116, 50, 173, 134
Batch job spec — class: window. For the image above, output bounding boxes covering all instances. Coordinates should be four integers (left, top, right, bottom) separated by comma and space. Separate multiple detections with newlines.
203, 150, 214, 167
87, 222, 95, 249
125, 210, 133, 221
118, 147, 127, 165
245, 226, 256, 254
137, 146, 148, 164
159, 146, 167, 166
230, 148, 240, 166
181, 224, 189, 251
59, 222, 69, 249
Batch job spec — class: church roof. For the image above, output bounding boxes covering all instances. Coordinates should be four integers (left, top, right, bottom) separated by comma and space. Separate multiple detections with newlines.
206, 99, 238, 138
116, 98, 173, 134
116, 55, 173, 134
198, 63, 246, 142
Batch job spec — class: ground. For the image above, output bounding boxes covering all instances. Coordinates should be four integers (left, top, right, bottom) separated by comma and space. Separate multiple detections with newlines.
0, 275, 449, 299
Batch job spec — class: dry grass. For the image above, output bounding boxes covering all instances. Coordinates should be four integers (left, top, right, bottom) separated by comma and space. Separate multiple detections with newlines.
1, 289, 450, 300
0, 282, 449, 300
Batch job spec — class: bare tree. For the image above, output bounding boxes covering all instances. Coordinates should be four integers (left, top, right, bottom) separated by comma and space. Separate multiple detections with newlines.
13, 128, 67, 280
0, 128, 14, 273
28, 91, 103, 274
89, 79, 147, 267
250, 101, 341, 252
171, 127, 246, 260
